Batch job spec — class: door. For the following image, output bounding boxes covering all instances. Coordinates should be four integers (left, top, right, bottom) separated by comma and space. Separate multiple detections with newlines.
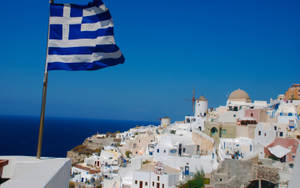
179, 144, 182, 156
140, 181, 143, 188
156, 183, 160, 188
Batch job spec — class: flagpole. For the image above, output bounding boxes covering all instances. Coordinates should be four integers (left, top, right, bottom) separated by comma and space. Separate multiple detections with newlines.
36, 0, 54, 159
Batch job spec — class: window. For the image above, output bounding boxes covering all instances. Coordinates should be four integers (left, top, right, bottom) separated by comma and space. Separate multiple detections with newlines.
135, 180, 138, 184
258, 131, 261, 136
183, 148, 186, 153
157, 149, 160, 153
274, 126, 277, 131
145, 182, 148, 186
264, 133, 266, 136
164, 150, 166, 153
280, 132, 283, 137
220, 178, 223, 182
152, 182, 155, 186
162, 184, 165, 188
250, 113, 254, 117
157, 176, 160, 181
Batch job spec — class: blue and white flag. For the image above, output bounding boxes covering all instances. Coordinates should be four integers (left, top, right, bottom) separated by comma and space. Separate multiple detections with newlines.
47, 0, 124, 71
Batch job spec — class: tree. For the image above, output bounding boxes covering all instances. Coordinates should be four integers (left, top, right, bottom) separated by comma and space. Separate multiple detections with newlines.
125, 151, 132, 158
179, 170, 206, 188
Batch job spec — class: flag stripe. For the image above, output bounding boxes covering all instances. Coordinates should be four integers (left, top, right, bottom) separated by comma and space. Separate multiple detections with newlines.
81, 19, 113, 31
82, 11, 111, 24
70, 0, 103, 9
49, 45, 119, 55
69, 25, 113, 39
48, 36, 116, 47
83, 5, 107, 17
48, 55, 124, 71
47, 50, 122, 63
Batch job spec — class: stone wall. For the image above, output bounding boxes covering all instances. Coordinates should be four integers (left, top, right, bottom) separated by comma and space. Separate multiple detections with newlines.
211, 159, 279, 188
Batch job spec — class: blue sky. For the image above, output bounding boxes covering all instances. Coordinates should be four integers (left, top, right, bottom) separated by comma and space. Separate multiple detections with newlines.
0, 0, 299, 121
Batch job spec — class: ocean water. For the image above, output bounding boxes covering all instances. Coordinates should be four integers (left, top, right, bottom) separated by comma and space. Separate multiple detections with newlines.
0, 115, 157, 157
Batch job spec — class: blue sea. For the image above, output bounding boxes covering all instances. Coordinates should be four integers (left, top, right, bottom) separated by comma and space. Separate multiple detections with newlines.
0, 115, 157, 157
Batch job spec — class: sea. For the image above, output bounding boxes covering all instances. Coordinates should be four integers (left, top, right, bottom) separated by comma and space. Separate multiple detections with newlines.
0, 115, 158, 157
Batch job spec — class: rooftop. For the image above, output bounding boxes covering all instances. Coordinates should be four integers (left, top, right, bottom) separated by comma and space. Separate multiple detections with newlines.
228, 89, 251, 103
140, 162, 180, 174
0, 156, 71, 188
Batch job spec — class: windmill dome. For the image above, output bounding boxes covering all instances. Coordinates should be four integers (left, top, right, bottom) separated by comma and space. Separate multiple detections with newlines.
228, 89, 251, 102
198, 96, 207, 101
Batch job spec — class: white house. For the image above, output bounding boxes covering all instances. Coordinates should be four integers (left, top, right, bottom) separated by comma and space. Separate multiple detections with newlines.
71, 165, 100, 185
131, 162, 180, 188
84, 154, 101, 168
152, 132, 195, 157
218, 137, 257, 161
276, 103, 299, 130
254, 123, 277, 147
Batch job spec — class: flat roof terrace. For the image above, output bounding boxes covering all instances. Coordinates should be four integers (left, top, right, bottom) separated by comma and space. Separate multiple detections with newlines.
0, 156, 71, 188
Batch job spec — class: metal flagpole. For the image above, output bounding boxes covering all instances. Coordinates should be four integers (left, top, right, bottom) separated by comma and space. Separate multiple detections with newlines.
36, 0, 54, 159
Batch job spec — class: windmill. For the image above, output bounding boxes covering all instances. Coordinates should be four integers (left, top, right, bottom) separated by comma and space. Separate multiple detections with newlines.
185, 89, 196, 114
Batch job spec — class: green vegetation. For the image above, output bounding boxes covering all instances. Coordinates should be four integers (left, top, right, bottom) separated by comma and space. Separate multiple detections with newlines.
125, 150, 132, 158
170, 130, 176, 134
268, 155, 280, 161
143, 160, 151, 165
72, 145, 101, 155
69, 181, 75, 188
178, 170, 208, 188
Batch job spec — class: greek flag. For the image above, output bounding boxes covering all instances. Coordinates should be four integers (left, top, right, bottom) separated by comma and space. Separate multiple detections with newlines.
47, 0, 124, 71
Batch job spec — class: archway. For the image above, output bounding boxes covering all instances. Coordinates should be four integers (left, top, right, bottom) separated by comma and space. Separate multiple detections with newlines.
211, 127, 218, 136
247, 180, 276, 188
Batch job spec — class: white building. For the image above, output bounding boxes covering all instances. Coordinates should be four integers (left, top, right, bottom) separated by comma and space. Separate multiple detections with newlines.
1, 156, 71, 188
84, 154, 101, 168
99, 150, 121, 179
218, 137, 257, 161
254, 123, 277, 147
276, 103, 299, 130
132, 162, 180, 188
152, 132, 195, 157
195, 96, 208, 118
71, 165, 100, 184
184, 96, 208, 132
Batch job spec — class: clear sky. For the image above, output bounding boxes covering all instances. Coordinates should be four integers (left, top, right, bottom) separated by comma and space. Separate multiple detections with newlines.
0, 0, 299, 121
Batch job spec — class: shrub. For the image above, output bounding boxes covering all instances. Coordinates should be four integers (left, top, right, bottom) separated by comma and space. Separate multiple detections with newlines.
125, 151, 132, 158
179, 170, 206, 188
69, 181, 75, 188
143, 160, 151, 164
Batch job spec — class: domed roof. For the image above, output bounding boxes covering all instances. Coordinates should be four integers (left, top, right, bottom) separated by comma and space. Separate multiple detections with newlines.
198, 96, 207, 101
228, 89, 251, 102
